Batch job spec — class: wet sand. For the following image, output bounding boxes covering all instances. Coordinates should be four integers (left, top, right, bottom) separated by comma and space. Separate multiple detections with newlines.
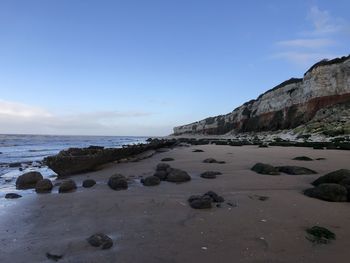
1, 145, 350, 263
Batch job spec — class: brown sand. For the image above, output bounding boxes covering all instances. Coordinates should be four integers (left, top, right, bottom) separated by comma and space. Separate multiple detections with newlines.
1, 145, 350, 263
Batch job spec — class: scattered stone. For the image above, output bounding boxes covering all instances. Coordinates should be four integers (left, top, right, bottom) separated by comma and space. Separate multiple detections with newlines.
293, 156, 313, 161
82, 179, 96, 188
58, 179, 77, 193
204, 191, 225, 202
156, 163, 171, 171
9, 162, 22, 168
203, 158, 225, 164
87, 233, 113, 249
108, 174, 128, 190
141, 176, 161, 186
316, 158, 326, 160
5, 193, 22, 199
193, 149, 204, 152
166, 168, 191, 183
155, 148, 170, 153
188, 195, 212, 209
200, 171, 222, 179
46, 252, 63, 261
304, 183, 348, 202
249, 195, 269, 201
35, 179, 53, 193
312, 169, 350, 186
251, 163, 280, 175
306, 226, 336, 244
153, 171, 168, 181
16, 171, 43, 189
277, 166, 317, 175
161, 157, 174, 162
258, 144, 269, 148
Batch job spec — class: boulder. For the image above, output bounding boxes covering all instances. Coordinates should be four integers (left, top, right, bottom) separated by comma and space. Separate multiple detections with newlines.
200, 171, 222, 179
312, 169, 350, 186
16, 171, 43, 189
161, 157, 174, 162
153, 171, 168, 181
35, 179, 53, 193
293, 156, 313, 161
304, 183, 348, 202
87, 233, 113, 250
5, 193, 22, 199
58, 179, 77, 193
141, 176, 160, 186
108, 174, 128, 190
306, 226, 336, 244
277, 166, 317, 175
166, 168, 191, 183
251, 163, 280, 175
258, 144, 269, 148
203, 158, 225, 164
204, 191, 225, 203
82, 179, 96, 188
156, 163, 171, 171
192, 149, 204, 152
188, 195, 212, 209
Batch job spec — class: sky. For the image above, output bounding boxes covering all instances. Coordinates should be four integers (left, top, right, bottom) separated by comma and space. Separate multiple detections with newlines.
0, 0, 349, 136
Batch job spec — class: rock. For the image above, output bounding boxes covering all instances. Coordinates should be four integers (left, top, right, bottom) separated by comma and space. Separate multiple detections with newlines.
16, 171, 43, 189
35, 179, 53, 193
306, 226, 336, 244
58, 179, 77, 193
293, 156, 313, 161
141, 176, 160, 186
339, 178, 350, 201
251, 163, 280, 175
82, 179, 96, 188
46, 252, 63, 261
312, 169, 350, 186
192, 149, 204, 152
204, 191, 225, 202
166, 168, 191, 183
200, 171, 222, 179
153, 171, 168, 181
87, 233, 113, 249
9, 162, 22, 168
156, 163, 171, 171
304, 183, 348, 202
188, 195, 212, 209
258, 144, 269, 148
277, 166, 317, 175
108, 174, 128, 190
5, 193, 22, 199
203, 158, 225, 164
316, 158, 326, 160
161, 157, 174, 162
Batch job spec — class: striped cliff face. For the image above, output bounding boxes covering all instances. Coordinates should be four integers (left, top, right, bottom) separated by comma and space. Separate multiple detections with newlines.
174, 55, 350, 135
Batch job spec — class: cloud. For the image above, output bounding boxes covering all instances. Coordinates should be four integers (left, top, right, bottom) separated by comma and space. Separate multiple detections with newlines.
276, 38, 334, 49
272, 51, 337, 67
307, 6, 344, 35
0, 99, 170, 136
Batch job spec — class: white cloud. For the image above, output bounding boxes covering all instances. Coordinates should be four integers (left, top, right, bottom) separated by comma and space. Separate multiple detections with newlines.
307, 6, 344, 35
0, 99, 170, 136
277, 38, 334, 49
272, 51, 337, 67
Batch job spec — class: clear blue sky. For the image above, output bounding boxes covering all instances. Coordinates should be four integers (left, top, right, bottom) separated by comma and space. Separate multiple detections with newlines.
0, 0, 349, 136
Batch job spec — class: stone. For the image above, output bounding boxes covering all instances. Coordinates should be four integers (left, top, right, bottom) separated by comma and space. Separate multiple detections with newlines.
304, 183, 348, 202
203, 158, 225, 164
46, 252, 63, 261
192, 149, 204, 152
108, 174, 128, 190
153, 171, 168, 181
277, 166, 317, 175
258, 144, 269, 148
141, 176, 160, 186
251, 163, 280, 175
58, 179, 77, 193
166, 168, 191, 183
293, 156, 313, 161
312, 169, 350, 186
161, 157, 174, 162
82, 179, 96, 188
35, 179, 53, 193
5, 193, 22, 199
200, 171, 222, 179
204, 191, 225, 203
87, 233, 113, 249
306, 226, 336, 244
188, 195, 212, 209
16, 171, 43, 189
156, 163, 171, 171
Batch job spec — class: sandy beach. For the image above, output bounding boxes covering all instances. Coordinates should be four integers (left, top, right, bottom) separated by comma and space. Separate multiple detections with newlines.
1, 144, 350, 263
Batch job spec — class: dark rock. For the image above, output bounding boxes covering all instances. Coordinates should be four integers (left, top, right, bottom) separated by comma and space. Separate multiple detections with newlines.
277, 166, 317, 175
304, 183, 348, 202
9, 162, 22, 168
58, 179, 77, 193
192, 149, 204, 152
82, 179, 96, 188
108, 174, 128, 190
316, 158, 326, 160
156, 163, 171, 171
293, 156, 313, 161
5, 193, 22, 199
312, 169, 350, 186
188, 195, 212, 209
87, 233, 113, 249
306, 226, 336, 244
204, 191, 225, 202
161, 157, 174, 162
251, 163, 280, 175
35, 179, 53, 193
46, 252, 63, 261
153, 171, 168, 181
200, 171, 222, 179
141, 176, 160, 186
258, 144, 269, 148
16, 171, 43, 189
87, 145, 104, 150
203, 158, 225, 164
166, 168, 191, 183
313, 146, 324, 150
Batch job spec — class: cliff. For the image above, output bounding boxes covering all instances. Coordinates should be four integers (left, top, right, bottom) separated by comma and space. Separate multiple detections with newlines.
174, 55, 350, 136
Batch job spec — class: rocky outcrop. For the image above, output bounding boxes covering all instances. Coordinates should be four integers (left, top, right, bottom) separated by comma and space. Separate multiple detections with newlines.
174, 55, 350, 135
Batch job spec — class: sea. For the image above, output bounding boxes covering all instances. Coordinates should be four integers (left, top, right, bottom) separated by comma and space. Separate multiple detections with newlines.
0, 134, 147, 196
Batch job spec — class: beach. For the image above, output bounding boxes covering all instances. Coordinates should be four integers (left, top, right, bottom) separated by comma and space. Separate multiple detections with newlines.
1, 144, 350, 263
